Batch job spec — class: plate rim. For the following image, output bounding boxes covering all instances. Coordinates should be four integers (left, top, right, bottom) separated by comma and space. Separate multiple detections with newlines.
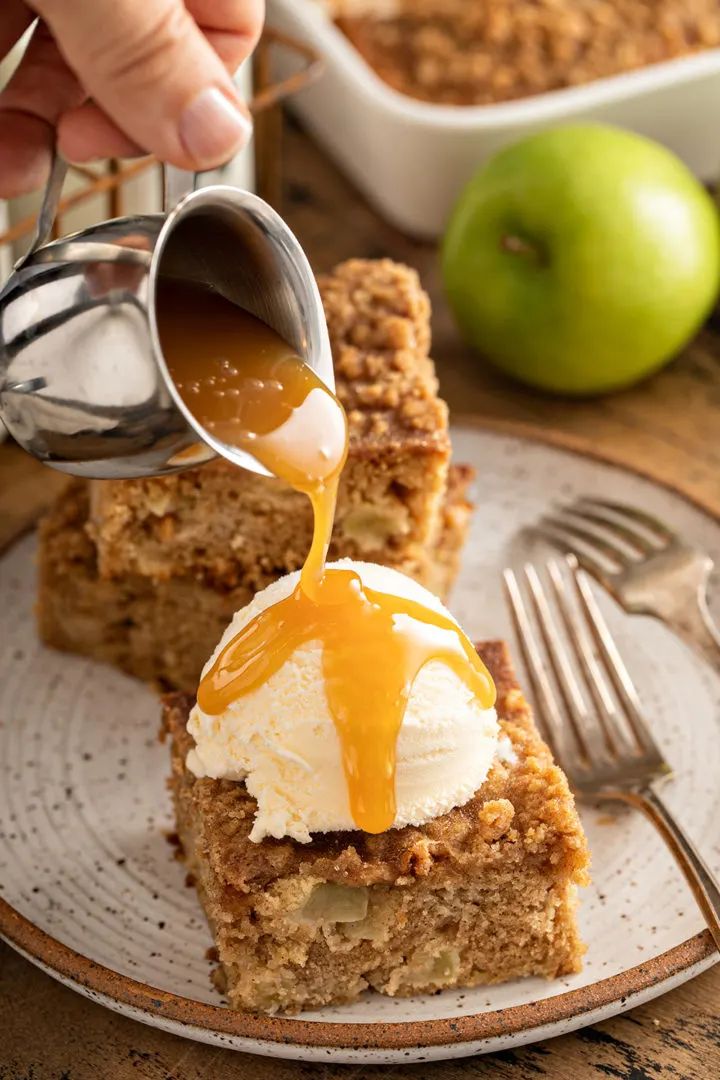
1, 421, 718, 1051
1, 900, 715, 1049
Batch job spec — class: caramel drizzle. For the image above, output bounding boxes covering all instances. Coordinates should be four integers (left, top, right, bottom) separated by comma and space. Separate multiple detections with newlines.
197, 568, 495, 833
160, 278, 496, 835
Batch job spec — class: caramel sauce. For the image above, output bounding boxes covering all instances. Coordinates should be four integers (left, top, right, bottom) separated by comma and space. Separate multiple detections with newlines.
157, 280, 344, 594
159, 279, 495, 835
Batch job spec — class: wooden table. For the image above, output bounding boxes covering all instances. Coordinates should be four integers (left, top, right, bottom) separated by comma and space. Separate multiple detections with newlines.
1, 117, 719, 1079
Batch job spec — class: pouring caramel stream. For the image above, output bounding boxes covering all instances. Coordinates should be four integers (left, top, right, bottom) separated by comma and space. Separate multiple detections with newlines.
159, 279, 495, 834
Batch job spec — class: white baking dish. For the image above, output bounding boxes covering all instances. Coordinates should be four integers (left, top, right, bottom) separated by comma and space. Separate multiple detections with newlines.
268, 0, 720, 238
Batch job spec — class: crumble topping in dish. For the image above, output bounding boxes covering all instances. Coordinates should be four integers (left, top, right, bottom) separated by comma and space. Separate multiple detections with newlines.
335, 0, 720, 106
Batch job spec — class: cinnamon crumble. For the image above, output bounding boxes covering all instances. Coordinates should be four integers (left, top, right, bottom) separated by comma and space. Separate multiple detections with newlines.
335, 1, 720, 106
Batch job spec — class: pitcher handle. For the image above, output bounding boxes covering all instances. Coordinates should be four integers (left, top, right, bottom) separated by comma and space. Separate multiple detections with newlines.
14, 153, 68, 270
163, 165, 196, 212
14, 155, 193, 271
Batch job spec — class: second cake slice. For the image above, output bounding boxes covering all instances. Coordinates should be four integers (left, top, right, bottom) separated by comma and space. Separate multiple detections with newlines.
87, 259, 453, 589
38, 259, 473, 691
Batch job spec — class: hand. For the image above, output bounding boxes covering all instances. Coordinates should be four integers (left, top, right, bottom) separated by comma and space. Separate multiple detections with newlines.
0, 0, 263, 198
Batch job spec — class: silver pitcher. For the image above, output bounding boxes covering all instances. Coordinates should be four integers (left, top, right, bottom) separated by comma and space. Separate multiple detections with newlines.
0, 159, 334, 479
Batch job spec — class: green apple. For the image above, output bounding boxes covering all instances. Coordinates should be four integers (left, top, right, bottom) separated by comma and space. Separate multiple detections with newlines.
442, 125, 720, 395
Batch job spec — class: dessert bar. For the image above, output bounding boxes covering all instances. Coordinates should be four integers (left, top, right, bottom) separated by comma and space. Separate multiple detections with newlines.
163, 641, 589, 1012
38, 259, 472, 690
37, 465, 472, 691
87, 259, 451, 588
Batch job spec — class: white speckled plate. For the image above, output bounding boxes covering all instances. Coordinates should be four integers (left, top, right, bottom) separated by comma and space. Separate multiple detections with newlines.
1, 426, 719, 1064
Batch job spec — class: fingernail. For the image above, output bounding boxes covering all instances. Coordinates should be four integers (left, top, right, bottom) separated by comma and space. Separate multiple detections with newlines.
179, 88, 252, 166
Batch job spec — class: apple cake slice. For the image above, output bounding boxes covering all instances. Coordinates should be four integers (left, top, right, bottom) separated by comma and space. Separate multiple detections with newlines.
162, 641, 589, 1013
37, 465, 472, 691
86, 259, 452, 589
37, 258, 474, 690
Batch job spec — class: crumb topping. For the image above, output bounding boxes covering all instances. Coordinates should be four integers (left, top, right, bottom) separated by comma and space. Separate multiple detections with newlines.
337, 1, 720, 106
319, 259, 448, 447
162, 641, 590, 892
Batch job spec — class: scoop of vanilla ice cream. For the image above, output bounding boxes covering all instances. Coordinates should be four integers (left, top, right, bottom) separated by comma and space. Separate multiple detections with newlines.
186, 559, 499, 843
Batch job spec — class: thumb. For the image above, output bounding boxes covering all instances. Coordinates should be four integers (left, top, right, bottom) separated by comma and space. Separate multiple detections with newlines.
33, 0, 254, 170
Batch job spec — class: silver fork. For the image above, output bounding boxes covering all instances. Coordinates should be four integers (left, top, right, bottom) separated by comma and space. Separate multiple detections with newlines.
534, 497, 720, 671
504, 554, 720, 950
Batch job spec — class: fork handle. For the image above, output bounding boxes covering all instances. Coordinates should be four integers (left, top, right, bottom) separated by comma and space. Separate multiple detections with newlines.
609, 786, 720, 951
664, 590, 720, 672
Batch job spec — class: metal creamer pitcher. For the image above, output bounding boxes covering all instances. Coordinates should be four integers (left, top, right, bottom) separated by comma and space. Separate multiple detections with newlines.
0, 158, 334, 479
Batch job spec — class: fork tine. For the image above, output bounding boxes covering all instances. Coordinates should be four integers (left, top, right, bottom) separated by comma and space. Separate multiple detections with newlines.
546, 558, 638, 759
533, 522, 615, 586
542, 515, 635, 569
567, 555, 669, 768
576, 498, 676, 545
503, 568, 575, 766
563, 505, 657, 556
522, 563, 611, 766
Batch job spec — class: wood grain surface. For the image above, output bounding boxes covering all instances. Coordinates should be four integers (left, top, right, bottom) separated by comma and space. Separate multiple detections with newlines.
1, 116, 719, 1079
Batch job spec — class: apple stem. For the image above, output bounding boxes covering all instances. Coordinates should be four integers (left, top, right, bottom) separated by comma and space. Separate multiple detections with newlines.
501, 235, 544, 264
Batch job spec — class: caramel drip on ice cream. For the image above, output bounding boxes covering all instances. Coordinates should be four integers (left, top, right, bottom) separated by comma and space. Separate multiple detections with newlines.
159, 278, 495, 834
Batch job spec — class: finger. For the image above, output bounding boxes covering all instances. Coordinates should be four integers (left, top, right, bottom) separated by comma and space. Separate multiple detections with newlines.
33, 0, 260, 171
0, 21, 83, 121
0, 111, 54, 197
185, 0, 264, 70
59, 102, 144, 162
60, 0, 265, 164
0, 0, 34, 57
59, 0, 265, 163
0, 21, 84, 197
